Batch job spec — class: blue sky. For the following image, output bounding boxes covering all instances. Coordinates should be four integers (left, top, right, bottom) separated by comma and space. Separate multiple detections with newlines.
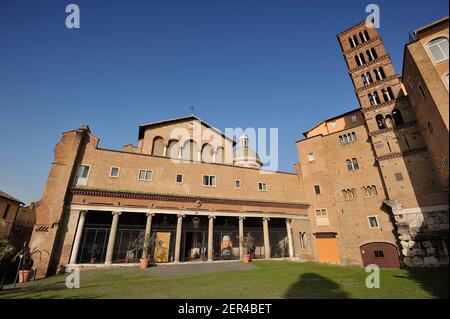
0, 0, 448, 204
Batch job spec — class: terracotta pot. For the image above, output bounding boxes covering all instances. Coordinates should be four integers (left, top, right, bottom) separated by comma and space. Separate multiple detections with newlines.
242, 254, 251, 263
19, 270, 34, 283
140, 258, 150, 269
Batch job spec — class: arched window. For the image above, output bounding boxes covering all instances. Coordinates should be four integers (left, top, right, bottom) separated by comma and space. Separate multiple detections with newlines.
387, 87, 394, 100
352, 158, 359, 170
182, 140, 199, 161
361, 74, 368, 85
366, 49, 374, 62
371, 47, 378, 59
215, 146, 224, 164
385, 114, 394, 128
359, 53, 366, 64
373, 91, 380, 104
353, 35, 359, 46
364, 30, 370, 41
167, 139, 180, 159
382, 87, 393, 102
351, 188, 357, 198
151, 136, 165, 156
359, 32, 365, 43
355, 55, 362, 66
379, 67, 386, 79
343, 134, 348, 143
349, 37, 355, 48
374, 67, 383, 81
428, 37, 449, 63
201, 144, 214, 163
362, 187, 367, 197
342, 190, 348, 199
346, 158, 359, 171
376, 114, 386, 129
392, 109, 404, 126
351, 132, 357, 141
369, 91, 380, 106
371, 185, 377, 196
366, 72, 373, 84
339, 135, 344, 144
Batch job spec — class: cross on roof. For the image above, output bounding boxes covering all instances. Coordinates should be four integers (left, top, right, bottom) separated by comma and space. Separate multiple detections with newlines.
190, 105, 196, 115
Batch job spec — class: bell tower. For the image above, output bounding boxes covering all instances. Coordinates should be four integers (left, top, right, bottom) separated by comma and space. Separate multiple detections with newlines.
336, 20, 448, 267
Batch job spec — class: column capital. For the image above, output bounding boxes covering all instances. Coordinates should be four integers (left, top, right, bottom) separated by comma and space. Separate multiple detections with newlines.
208, 215, 216, 220
239, 216, 246, 220
286, 218, 292, 223
80, 210, 88, 217
146, 212, 155, 217
112, 211, 122, 216
177, 213, 185, 218
262, 217, 270, 221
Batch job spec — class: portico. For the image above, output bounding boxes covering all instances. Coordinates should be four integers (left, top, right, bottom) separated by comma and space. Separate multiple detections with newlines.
67, 203, 307, 267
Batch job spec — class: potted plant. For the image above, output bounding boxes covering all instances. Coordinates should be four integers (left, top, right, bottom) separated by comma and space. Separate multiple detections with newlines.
132, 231, 156, 269
12, 246, 46, 283
0, 238, 14, 263
90, 245, 101, 264
241, 232, 255, 263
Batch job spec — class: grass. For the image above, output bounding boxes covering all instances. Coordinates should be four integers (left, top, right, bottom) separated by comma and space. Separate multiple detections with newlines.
0, 261, 448, 299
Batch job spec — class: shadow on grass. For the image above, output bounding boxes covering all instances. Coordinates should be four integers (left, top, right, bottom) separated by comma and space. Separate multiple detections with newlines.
0, 281, 102, 299
402, 267, 449, 299
283, 272, 351, 299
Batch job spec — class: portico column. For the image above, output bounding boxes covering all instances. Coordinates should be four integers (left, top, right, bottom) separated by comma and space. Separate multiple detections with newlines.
263, 217, 271, 259
208, 216, 215, 262
142, 213, 155, 259
239, 216, 245, 259
105, 211, 121, 265
286, 219, 294, 259
174, 214, 184, 263
69, 210, 87, 264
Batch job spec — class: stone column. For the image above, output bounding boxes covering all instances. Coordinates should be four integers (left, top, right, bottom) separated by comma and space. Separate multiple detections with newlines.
286, 219, 294, 259
263, 217, 271, 259
69, 210, 87, 264
208, 216, 215, 262
142, 213, 154, 259
105, 211, 121, 265
239, 217, 245, 259
174, 214, 184, 263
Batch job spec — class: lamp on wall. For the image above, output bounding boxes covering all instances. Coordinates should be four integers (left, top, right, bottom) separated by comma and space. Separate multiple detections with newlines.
192, 216, 200, 229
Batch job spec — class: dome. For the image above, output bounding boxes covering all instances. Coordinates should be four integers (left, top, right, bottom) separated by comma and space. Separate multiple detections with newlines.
233, 135, 262, 169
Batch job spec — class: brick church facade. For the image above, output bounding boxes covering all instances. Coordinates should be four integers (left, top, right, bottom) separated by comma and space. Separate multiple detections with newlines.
30, 17, 449, 278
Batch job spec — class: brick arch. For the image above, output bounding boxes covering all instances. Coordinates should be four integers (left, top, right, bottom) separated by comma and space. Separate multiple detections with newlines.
151, 136, 165, 156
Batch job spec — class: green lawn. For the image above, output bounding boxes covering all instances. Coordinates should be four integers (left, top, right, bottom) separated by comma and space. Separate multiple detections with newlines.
0, 261, 448, 299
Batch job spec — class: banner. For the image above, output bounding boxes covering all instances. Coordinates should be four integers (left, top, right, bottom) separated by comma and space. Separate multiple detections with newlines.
155, 232, 171, 263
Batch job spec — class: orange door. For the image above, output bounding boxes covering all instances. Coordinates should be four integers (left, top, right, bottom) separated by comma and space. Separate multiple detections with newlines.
316, 237, 340, 264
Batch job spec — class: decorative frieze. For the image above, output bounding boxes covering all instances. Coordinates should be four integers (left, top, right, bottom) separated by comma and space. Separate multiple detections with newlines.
70, 188, 309, 209
376, 146, 427, 161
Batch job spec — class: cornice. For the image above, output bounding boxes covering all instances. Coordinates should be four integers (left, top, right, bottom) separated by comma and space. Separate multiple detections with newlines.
349, 54, 390, 73
361, 96, 408, 113
355, 74, 401, 93
368, 121, 417, 137
376, 147, 428, 161
70, 188, 310, 209
343, 35, 382, 55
